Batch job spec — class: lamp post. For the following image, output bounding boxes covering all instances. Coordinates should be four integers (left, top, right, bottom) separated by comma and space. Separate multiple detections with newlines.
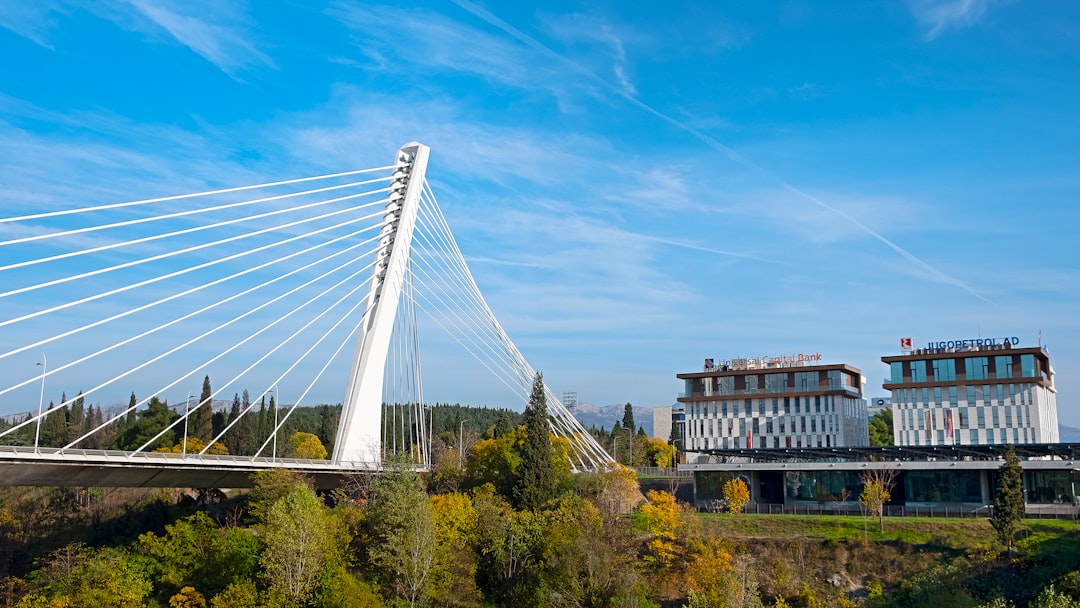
613, 436, 618, 464
34, 353, 46, 452
458, 419, 470, 469
182, 391, 191, 457
272, 384, 279, 462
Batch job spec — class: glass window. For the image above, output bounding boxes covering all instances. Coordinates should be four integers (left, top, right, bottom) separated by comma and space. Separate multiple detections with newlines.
905, 470, 982, 503
783, 398, 790, 414
995, 355, 1014, 379
966, 385, 976, 405
934, 387, 942, 405
965, 357, 989, 380
1020, 354, 1036, 378
718, 376, 734, 395
794, 371, 816, 392
744, 399, 752, 415
890, 362, 904, 383
744, 375, 759, 394
949, 386, 958, 405
932, 358, 956, 381
765, 373, 788, 393
909, 360, 927, 382
976, 408, 985, 428
772, 398, 779, 415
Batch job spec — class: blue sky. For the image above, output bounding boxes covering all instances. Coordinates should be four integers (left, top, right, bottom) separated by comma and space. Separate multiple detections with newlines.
1, 1, 1078, 426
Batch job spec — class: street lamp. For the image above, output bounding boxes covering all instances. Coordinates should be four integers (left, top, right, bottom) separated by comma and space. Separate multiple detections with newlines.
182, 391, 191, 457
272, 384, 279, 462
34, 353, 46, 452
458, 419, 470, 469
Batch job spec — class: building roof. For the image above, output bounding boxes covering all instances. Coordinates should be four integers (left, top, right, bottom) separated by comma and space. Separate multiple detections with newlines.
684, 443, 1080, 463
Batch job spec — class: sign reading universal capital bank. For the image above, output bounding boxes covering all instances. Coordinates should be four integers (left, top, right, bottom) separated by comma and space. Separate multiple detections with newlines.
926, 337, 1020, 350
764, 353, 823, 365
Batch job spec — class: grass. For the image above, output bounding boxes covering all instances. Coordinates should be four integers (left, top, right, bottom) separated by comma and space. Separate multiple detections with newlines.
696, 513, 1078, 548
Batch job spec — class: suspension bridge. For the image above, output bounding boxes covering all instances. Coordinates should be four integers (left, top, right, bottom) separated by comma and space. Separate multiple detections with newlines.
0, 142, 610, 488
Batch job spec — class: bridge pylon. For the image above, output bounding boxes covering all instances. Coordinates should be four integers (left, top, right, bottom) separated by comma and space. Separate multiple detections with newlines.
332, 142, 429, 465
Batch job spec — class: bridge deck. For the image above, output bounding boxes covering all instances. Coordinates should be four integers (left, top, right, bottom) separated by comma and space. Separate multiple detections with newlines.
0, 446, 373, 489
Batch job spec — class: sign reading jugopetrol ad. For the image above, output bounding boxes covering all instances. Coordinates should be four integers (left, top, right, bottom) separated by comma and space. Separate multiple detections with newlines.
924, 336, 1020, 350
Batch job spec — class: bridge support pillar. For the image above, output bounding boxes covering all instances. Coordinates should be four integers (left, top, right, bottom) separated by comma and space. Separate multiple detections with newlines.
332, 142, 429, 465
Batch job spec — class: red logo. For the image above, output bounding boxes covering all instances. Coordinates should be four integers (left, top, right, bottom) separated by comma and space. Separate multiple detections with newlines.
900, 337, 912, 350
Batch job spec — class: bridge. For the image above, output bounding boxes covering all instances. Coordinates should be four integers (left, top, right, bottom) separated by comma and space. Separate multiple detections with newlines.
0, 142, 610, 487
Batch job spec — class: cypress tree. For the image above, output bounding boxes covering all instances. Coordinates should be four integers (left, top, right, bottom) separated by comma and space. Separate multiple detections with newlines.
991, 444, 1025, 556
194, 375, 213, 441
513, 372, 557, 511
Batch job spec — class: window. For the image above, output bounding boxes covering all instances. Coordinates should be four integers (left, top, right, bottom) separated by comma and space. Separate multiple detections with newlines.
718, 376, 734, 395
909, 360, 928, 382
991, 408, 1000, 427
966, 385, 976, 405
995, 355, 1014, 379
932, 358, 956, 381
1020, 354, 1036, 378
934, 387, 942, 405
794, 371, 816, 392
745, 375, 759, 394
772, 398, 779, 415
976, 408, 986, 428
965, 357, 989, 380
949, 386, 958, 406
765, 373, 788, 393
890, 361, 904, 383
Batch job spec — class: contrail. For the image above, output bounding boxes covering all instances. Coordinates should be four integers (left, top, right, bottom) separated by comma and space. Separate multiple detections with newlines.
449, 0, 991, 304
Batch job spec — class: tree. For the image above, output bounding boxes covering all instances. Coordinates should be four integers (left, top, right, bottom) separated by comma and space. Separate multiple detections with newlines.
194, 375, 214, 443
286, 432, 327, 460
722, 477, 751, 514
112, 397, 176, 451
365, 458, 437, 606
990, 444, 1025, 557
621, 403, 635, 433
868, 409, 894, 446
261, 484, 341, 606
858, 468, 897, 534
513, 372, 557, 511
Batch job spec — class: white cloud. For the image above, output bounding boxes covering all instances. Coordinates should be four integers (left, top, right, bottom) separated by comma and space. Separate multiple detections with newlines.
908, 0, 1011, 40
0, 1, 68, 47
122, 0, 273, 76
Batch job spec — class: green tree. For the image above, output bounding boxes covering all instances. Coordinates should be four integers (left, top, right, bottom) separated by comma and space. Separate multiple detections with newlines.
868, 409, 894, 446
513, 372, 557, 511
1031, 585, 1080, 608
261, 484, 342, 607
112, 397, 176, 451
194, 375, 213, 443
621, 403, 635, 433
990, 444, 1025, 557
365, 457, 437, 606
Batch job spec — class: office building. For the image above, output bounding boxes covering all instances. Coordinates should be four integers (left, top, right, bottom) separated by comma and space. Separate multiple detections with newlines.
677, 354, 869, 451
882, 338, 1058, 446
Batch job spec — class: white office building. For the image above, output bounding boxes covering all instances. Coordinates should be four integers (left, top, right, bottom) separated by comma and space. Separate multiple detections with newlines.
883, 339, 1058, 446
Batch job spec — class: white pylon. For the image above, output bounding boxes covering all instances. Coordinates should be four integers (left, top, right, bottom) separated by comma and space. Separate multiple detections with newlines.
333, 143, 429, 464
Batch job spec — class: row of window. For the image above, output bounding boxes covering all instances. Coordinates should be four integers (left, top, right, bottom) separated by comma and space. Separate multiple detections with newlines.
896, 404, 1029, 432
892, 383, 1034, 408
688, 415, 842, 438
889, 354, 1037, 384
686, 395, 861, 417
690, 434, 838, 450
897, 427, 1030, 446
689, 370, 858, 396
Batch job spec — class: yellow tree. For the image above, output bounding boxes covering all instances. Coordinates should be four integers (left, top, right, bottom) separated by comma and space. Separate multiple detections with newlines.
287, 432, 327, 460
858, 468, 897, 534
722, 477, 750, 514
596, 465, 643, 516
639, 490, 681, 568
644, 437, 676, 467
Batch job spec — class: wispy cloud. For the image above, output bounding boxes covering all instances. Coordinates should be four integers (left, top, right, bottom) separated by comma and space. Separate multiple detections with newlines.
0, 1, 69, 47
448, 0, 992, 304
122, 0, 273, 77
908, 0, 1011, 40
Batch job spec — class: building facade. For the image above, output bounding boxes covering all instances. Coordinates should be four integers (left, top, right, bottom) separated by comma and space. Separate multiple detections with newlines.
677, 355, 869, 451
882, 340, 1058, 446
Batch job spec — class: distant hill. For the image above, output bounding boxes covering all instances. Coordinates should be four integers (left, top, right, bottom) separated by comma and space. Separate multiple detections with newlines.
569, 402, 663, 436
1059, 424, 1080, 442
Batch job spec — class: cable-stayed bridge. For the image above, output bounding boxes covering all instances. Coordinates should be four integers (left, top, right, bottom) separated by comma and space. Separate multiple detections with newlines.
0, 142, 610, 487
